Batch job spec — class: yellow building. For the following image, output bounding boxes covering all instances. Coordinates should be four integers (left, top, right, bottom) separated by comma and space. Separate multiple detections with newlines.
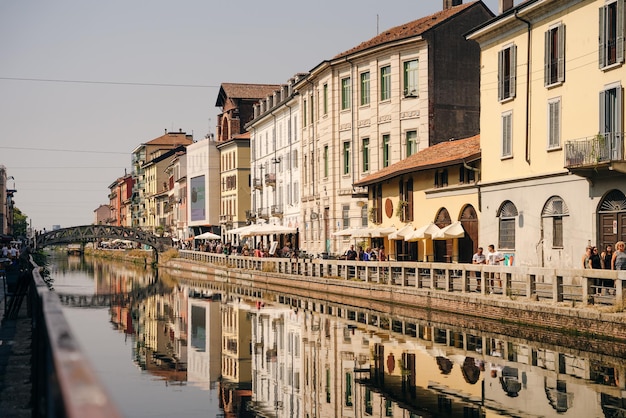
468, 0, 626, 268
355, 136, 480, 263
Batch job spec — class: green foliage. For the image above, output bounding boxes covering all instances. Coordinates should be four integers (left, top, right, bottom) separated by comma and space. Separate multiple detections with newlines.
12, 206, 28, 237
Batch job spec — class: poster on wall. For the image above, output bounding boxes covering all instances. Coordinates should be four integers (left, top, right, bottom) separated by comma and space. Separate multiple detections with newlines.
190, 175, 206, 221
503, 253, 515, 266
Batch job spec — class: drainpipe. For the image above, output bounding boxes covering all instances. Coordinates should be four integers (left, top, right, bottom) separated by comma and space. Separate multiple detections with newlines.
515, 11, 532, 165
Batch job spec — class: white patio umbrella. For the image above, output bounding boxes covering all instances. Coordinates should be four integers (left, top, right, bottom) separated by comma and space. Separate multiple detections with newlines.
194, 231, 221, 240
240, 223, 296, 237
405, 222, 441, 242
388, 224, 414, 240
432, 221, 465, 240
369, 226, 397, 238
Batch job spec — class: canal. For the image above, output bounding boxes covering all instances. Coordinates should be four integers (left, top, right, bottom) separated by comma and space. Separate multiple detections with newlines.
49, 253, 625, 418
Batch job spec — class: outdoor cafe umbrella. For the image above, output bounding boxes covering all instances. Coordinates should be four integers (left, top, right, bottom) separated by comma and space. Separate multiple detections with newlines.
240, 223, 296, 238
388, 224, 414, 240
194, 231, 221, 240
404, 222, 441, 242
431, 221, 465, 240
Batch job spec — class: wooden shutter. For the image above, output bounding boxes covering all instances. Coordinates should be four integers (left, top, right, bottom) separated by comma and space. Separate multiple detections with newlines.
498, 48, 504, 100
618, 0, 625, 64
544, 30, 550, 86
600, 6, 606, 68
510, 44, 517, 97
557, 24, 565, 82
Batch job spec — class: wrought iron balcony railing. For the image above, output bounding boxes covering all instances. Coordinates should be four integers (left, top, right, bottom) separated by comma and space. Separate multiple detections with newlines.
264, 173, 276, 187
564, 132, 624, 168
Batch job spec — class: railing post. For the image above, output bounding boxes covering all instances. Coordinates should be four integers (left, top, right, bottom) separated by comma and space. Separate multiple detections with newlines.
555, 275, 563, 302
527, 274, 535, 298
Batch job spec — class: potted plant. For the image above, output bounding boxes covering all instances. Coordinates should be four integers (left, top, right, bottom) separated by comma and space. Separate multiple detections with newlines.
395, 200, 408, 218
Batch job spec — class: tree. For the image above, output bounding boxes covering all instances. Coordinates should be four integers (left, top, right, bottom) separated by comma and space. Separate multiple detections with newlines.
12, 206, 28, 237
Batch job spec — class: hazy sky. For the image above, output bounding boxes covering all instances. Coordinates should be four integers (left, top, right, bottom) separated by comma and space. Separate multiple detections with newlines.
1, 0, 501, 232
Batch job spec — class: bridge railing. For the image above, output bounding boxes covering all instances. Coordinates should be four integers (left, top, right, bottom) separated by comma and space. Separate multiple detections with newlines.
178, 250, 626, 306
28, 257, 123, 418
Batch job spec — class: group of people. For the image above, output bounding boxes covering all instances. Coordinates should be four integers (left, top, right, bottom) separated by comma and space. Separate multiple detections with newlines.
582, 241, 626, 270
344, 244, 386, 262
1, 243, 20, 260
472, 245, 505, 291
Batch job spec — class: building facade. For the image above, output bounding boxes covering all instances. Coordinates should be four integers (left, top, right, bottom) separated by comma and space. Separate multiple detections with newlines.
215, 83, 281, 240
246, 76, 303, 248
467, 0, 626, 267
186, 136, 221, 238
294, 1, 492, 255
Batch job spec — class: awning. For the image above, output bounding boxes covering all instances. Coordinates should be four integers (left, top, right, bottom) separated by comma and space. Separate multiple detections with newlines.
388, 224, 414, 240
226, 224, 257, 236
240, 224, 297, 237
331, 227, 367, 237
370, 226, 397, 238
194, 231, 221, 240
432, 221, 465, 240
405, 222, 441, 242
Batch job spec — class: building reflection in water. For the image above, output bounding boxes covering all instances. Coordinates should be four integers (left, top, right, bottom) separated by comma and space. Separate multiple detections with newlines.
56, 256, 626, 417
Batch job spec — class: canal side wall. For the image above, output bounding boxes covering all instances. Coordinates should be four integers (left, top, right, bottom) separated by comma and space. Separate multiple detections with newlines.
163, 257, 626, 342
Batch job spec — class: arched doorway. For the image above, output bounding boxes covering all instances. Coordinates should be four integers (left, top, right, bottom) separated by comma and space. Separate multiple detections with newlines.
434, 208, 451, 262
459, 205, 478, 263
598, 189, 626, 250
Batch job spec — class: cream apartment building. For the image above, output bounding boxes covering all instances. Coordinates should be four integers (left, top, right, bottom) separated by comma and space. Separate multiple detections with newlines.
294, 1, 492, 256
186, 136, 220, 238
246, 76, 303, 248
468, 0, 626, 268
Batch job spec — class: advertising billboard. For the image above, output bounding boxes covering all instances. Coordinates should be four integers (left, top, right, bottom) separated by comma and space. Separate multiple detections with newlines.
190, 175, 206, 221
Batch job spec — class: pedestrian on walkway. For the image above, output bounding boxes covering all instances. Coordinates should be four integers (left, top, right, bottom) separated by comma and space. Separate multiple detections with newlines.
612, 241, 626, 270
601, 244, 614, 269
486, 244, 504, 292
472, 247, 486, 291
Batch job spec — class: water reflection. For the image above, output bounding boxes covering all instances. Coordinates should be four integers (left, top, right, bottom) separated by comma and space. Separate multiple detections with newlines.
53, 254, 625, 418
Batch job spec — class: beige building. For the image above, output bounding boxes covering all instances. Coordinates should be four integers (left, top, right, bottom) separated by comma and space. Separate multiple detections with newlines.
294, 1, 492, 256
355, 135, 481, 263
130, 130, 193, 232
215, 83, 281, 239
467, 0, 626, 267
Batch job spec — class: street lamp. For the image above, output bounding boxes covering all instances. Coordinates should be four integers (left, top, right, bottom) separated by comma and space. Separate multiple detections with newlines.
6, 176, 16, 236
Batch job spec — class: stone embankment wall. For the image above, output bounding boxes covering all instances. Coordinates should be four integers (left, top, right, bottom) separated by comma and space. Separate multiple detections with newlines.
164, 257, 626, 343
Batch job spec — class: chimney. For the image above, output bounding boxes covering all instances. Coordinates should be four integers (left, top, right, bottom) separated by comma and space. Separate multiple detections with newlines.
443, 0, 462, 9
500, 0, 514, 13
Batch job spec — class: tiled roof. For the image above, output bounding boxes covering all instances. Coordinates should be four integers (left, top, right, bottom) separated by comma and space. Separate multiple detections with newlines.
218, 83, 281, 101
354, 135, 480, 186
334, 2, 477, 59
145, 132, 193, 146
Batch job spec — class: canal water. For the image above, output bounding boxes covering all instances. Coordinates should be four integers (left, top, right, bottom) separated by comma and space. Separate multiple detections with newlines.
49, 253, 625, 418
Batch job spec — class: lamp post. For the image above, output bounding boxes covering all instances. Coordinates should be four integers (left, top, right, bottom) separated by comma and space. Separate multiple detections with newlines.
6, 176, 16, 236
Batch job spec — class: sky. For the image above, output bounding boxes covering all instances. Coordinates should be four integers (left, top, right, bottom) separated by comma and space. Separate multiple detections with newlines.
1, 0, 501, 233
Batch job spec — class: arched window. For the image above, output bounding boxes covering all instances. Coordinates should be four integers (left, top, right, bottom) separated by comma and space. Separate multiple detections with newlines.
541, 196, 569, 248
498, 201, 518, 250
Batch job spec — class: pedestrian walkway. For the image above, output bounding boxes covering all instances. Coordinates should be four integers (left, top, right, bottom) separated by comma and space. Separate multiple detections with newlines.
0, 275, 33, 418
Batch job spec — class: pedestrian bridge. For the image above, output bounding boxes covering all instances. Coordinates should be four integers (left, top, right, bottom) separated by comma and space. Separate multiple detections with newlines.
34, 225, 173, 256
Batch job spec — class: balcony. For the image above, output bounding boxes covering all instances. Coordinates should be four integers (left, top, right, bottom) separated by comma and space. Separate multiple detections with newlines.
220, 214, 233, 225
564, 132, 626, 177
245, 210, 257, 221
264, 173, 276, 187
253, 178, 263, 190
257, 208, 270, 220
271, 205, 283, 218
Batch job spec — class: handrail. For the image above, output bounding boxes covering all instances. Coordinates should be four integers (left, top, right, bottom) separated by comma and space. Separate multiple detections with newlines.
28, 257, 123, 418
177, 250, 626, 306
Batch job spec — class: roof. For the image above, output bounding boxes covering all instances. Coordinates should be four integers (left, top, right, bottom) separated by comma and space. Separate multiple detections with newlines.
144, 132, 193, 147
215, 83, 281, 107
334, 2, 478, 59
354, 135, 480, 186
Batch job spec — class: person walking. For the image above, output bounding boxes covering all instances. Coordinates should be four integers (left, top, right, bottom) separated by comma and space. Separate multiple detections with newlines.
582, 246, 593, 269
472, 247, 486, 291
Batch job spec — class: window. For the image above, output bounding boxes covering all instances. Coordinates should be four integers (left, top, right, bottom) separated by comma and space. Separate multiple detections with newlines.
341, 77, 351, 110
459, 164, 476, 184
544, 23, 565, 86
372, 184, 383, 224
342, 205, 350, 229
362, 138, 370, 172
548, 98, 561, 149
542, 196, 568, 248
399, 178, 413, 222
498, 45, 517, 101
600, 84, 623, 160
361, 205, 368, 226
303, 99, 308, 126
360, 72, 370, 106
501, 111, 512, 158
323, 145, 329, 178
406, 130, 417, 157
403, 59, 418, 97
343, 141, 350, 175
382, 134, 390, 167
434, 169, 448, 188
310, 94, 314, 123
498, 200, 518, 250
323, 83, 328, 115
380, 65, 391, 101
599, 0, 624, 69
